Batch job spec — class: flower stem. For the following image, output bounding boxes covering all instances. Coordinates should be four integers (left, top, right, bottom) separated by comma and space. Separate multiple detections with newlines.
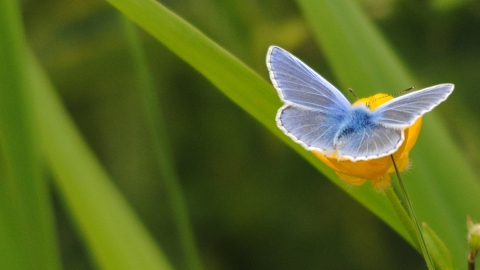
468, 252, 475, 270
390, 155, 435, 270
384, 186, 420, 250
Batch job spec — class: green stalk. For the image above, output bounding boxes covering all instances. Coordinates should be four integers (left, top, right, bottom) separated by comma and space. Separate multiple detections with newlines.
122, 16, 203, 270
391, 155, 435, 270
384, 186, 420, 251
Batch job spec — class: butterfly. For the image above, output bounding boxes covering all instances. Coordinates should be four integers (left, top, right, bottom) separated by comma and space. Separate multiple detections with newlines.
266, 46, 454, 161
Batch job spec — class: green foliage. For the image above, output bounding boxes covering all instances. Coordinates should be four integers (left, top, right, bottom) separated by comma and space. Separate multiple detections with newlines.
1, 0, 479, 269
423, 223, 455, 270
0, 1, 60, 269
297, 1, 480, 268
28, 54, 173, 269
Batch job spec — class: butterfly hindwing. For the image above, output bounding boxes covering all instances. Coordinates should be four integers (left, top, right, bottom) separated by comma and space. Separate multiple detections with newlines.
267, 46, 351, 115
278, 104, 404, 161
335, 120, 404, 160
277, 105, 343, 153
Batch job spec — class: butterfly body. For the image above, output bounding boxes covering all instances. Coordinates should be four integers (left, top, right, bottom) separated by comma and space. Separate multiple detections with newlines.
267, 46, 453, 161
335, 106, 378, 144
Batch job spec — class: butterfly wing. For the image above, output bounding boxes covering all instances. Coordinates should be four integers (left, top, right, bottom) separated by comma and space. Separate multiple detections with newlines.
278, 105, 404, 161
267, 46, 352, 154
267, 46, 351, 114
336, 83, 454, 160
267, 46, 454, 161
276, 105, 343, 153
333, 112, 404, 161
372, 84, 454, 128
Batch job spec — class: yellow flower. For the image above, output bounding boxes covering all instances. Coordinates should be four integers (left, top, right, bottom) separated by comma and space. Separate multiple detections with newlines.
312, 94, 422, 190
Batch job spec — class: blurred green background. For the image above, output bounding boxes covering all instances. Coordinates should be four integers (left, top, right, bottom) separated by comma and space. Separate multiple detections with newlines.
12, 0, 480, 269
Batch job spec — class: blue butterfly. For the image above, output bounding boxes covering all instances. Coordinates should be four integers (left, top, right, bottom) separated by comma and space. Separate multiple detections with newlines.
266, 46, 454, 161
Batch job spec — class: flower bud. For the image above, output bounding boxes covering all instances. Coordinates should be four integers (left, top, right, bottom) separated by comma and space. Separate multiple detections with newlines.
469, 224, 480, 253
467, 216, 480, 263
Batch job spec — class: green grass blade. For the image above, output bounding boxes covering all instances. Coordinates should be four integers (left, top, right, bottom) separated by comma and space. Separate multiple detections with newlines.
104, 0, 415, 247
423, 223, 455, 270
296, 0, 412, 94
106, 0, 279, 132
0, 1, 61, 269
104, 0, 480, 267
27, 51, 173, 270
122, 17, 203, 270
391, 156, 435, 269
296, 0, 480, 267
385, 186, 420, 250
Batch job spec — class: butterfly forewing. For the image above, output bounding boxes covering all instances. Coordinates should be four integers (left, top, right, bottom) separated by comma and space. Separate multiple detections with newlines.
373, 84, 454, 128
267, 46, 350, 114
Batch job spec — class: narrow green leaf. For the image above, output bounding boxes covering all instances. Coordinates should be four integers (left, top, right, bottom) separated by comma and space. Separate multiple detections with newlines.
296, 0, 480, 267
385, 186, 420, 250
27, 52, 173, 270
101, 0, 480, 267
103, 0, 412, 247
122, 17, 203, 270
0, 1, 61, 269
105, 0, 279, 132
423, 223, 455, 270
391, 157, 435, 269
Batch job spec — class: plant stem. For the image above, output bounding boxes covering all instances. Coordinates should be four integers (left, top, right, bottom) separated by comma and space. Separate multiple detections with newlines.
384, 186, 420, 250
390, 155, 435, 270
468, 252, 475, 270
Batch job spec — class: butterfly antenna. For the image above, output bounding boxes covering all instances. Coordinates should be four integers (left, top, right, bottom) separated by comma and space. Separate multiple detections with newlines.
367, 95, 391, 107
367, 86, 415, 107
395, 86, 415, 95
348, 88, 360, 101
